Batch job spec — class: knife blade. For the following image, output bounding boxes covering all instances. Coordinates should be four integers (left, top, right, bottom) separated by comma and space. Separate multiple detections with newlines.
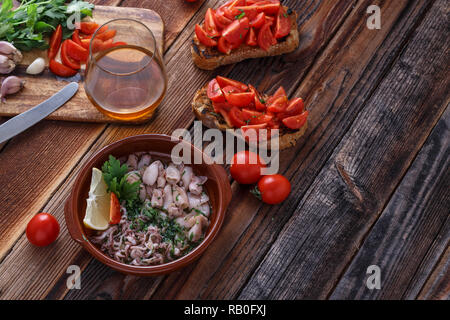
0, 82, 79, 145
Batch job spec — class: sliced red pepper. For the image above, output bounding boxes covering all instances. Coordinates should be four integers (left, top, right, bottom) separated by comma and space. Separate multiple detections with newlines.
48, 24, 62, 60
49, 59, 77, 77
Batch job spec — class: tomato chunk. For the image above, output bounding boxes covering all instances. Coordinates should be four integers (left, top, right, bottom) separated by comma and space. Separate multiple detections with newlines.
267, 96, 288, 113
255, 3, 281, 15
250, 12, 265, 28
222, 17, 249, 45
96, 29, 117, 41
216, 76, 248, 92
229, 107, 246, 127
274, 7, 291, 38
61, 40, 81, 70
205, 8, 221, 37
109, 193, 121, 224
218, 36, 233, 54
282, 111, 309, 129
214, 7, 234, 30
241, 109, 273, 125
66, 39, 89, 62
80, 22, 99, 34
278, 97, 304, 119
195, 24, 218, 47
48, 24, 62, 60
246, 27, 258, 46
248, 84, 266, 111
207, 79, 226, 102
49, 59, 77, 77
266, 86, 286, 104
225, 90, 255, 107
257, 22, 274, 51
72, 29, 83, 46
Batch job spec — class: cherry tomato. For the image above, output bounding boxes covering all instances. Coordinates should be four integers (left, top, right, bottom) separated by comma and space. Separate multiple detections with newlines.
110, 193, 121, 224
95, 29, 117, 41
207, 78, 226, 102
267, 95, 288, 113
278, 97, 304, 119
255, 174, 291, 204
230, 151, 266, 184
66, 39, 89, 62
248, 84, 266, 111
26, 213, 60, 247
241, 108, 273, 124
282, 111, 309, 129
257, 22, 274, 51
49, 59, 78, 77
222, 17, 249, 45
266, 86, 286, 104
218, 36, 233, 54
225, 90, 255, 107
195, 24, 218, 47
61, 40, 81, 70
213, 8, 234, 30
72, 29, 83, 46
204, 8, 221, 37
246, 27, 258, 46
250, 12, 266, 28
80, 22, 99, 34
229, 107, 246, 127
48, 24, 62, 60
216, 76, 248, 92
274, 7, 291, 38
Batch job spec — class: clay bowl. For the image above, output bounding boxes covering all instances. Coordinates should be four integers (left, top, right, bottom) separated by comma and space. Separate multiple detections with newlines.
65, 134, 232, 276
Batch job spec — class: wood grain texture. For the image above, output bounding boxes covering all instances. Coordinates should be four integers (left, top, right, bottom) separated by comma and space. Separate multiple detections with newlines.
165, 0, 435, 300
238, 0, 449, 299
329, 106, 450, 300
0, 6, 164, 123
417, 247, 450, 300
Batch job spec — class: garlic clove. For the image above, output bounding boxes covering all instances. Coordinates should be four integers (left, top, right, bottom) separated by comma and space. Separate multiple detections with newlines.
0, 41, 22, 64
0, 54, 15, 74
0, 76, 25, 102
26, 57, 45, 75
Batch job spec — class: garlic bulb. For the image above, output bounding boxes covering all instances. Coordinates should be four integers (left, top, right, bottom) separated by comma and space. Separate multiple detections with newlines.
0, 41, 22, 64
0, 54, 15, 74
0, 76, 25, 102
26, 57, 45, 75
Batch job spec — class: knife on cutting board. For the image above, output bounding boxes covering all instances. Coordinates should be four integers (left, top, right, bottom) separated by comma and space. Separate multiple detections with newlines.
0, 82, 79, 145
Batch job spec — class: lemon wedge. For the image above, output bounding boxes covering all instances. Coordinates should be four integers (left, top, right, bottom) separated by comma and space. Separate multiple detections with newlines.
83, 168, 111, 230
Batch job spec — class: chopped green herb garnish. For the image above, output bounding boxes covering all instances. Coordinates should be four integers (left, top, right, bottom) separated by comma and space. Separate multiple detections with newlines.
235, 9, 245, 20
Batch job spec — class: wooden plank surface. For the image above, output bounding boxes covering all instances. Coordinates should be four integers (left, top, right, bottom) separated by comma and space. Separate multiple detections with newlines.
330, 106, 449, 299
0, 5, 165, 123
238, 0, 448, 299
0, 0, 447, 300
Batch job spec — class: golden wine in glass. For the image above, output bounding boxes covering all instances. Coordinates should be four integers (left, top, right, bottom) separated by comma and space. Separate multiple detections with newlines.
84, 19, 167, 121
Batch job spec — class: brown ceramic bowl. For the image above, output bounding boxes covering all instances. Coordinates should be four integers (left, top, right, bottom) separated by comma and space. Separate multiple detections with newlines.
65, 134, 232, 276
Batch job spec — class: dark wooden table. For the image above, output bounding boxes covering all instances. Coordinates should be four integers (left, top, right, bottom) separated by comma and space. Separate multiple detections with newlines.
0, 0, 448, 300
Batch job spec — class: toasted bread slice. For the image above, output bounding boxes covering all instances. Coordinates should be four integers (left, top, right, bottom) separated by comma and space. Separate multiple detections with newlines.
191, 7, 299, 70
192, 85, 308, 150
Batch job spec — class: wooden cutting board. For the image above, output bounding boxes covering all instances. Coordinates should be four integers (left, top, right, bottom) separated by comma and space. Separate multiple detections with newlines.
0, 5, 164, 123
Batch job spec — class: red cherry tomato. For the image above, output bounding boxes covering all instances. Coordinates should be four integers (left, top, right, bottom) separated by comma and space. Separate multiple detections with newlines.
282, 111, 309, 129
66, 39, 89, 62
225, 91, 255, 107
250, 12, 265, 28
274, 7, 291, 38
278, 97, 305, 119
49, 59, 78, 77
26, 213, 60, 247
80, 21, 99, 34
204, 8, 221, 37
207, 78, 226, 102
195, 24, 218, 47
246, 27, 258, 46
213, 7, 233, 30
230, 151, 266, 184
248, 84, 266, 111
255, 174, 291, 204
61, 40, 81, 70
216, 76, 248, 92
48, 24, 62, 60
267, 95, 288, 113
257, 22, 275, 51
266, 86, 286, 104
221, 17, 249, 45
109, 193, 121, 224
218, 36, 233, 54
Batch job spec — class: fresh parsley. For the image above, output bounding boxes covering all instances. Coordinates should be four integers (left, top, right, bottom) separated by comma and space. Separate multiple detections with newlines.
0, 0, 94, 51
101, 155, 140, 203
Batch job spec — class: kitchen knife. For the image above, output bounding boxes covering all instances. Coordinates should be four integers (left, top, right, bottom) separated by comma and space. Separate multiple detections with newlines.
0, 82, 79, 145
